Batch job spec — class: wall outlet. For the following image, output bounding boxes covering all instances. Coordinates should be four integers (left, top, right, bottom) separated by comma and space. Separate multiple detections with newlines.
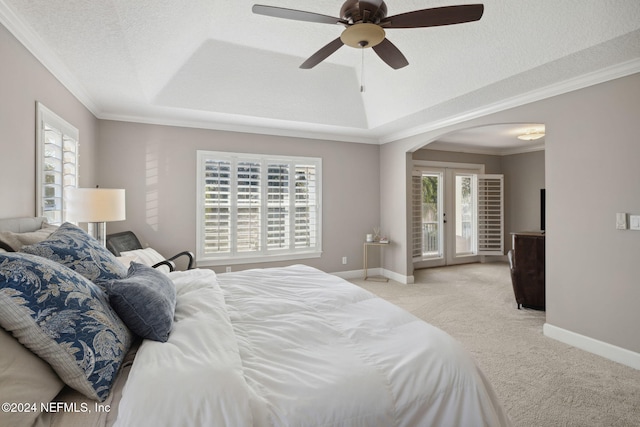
342, 256, 347, 265
225, 266, 232, 273
630, 215, 640, 231
616, 213, 628, 230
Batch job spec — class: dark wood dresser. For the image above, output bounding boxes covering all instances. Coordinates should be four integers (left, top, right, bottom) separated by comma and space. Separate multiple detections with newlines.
508, 232, 545, 310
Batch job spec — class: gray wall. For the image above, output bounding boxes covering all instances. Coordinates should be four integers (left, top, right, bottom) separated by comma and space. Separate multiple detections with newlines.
0, 19, 380, 275
502, 151, 545, 237
380, 73, 640, 355
96, 120, 381, 274
0, 23, 98, 218
545, 75, 640, 353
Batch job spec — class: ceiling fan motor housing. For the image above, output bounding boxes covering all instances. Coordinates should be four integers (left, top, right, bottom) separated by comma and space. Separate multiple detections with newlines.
340, 0, 388, 24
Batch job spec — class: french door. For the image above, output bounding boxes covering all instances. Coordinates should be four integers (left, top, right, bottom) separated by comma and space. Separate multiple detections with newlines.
412, 163, 503, 267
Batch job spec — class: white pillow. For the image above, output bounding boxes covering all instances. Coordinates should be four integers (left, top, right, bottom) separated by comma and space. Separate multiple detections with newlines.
0, 223, 57, 251
120, 247, 171, 274
117, 254, 140, 268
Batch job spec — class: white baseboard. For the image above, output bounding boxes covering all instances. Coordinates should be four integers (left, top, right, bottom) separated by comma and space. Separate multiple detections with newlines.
383, 269, 414, 284
331, 268, 414, 284
331, 268, 369, 280
544, 323, 640, 371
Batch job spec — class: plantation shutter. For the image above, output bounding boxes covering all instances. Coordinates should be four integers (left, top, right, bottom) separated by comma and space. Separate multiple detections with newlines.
411, 172, 423, 259
37, 103, 79, 225
294, 164, 318, 249
477, 174, 504, 255
267, 162, 290, 250
197, 151, 321, 264
202, 159, 232, 255
236, 161, 261, 253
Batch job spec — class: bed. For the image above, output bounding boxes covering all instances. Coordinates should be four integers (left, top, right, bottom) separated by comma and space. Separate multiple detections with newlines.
0, 217, 511, 427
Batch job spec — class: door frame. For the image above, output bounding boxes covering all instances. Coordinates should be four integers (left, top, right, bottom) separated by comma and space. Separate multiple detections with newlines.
413, 160, 485, 268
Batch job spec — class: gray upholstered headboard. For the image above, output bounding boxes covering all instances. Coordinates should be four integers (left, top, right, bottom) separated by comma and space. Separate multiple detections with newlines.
0, 217, 47, 233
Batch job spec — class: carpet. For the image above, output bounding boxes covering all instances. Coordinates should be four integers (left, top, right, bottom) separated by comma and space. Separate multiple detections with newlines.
352, 262, 640, 427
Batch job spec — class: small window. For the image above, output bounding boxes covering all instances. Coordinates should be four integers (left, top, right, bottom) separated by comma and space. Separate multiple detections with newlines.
36, 102, 79, 224
196, 151, 322, 266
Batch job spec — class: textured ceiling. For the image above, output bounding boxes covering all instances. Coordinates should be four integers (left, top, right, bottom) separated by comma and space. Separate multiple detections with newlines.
2, 0, 640, 149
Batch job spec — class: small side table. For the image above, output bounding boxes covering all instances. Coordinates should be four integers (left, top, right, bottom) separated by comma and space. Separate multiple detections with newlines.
363, 241, 389, 282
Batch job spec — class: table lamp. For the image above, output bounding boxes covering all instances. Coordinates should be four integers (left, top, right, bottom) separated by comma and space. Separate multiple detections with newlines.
65, 188, 126, 246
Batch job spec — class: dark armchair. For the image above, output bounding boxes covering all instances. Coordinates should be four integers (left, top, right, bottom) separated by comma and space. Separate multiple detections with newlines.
507, 249, 545, 310
106, 231, 195, 272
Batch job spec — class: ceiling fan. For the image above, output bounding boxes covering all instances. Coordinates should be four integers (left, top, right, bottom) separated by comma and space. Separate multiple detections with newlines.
252, 0, 484, 70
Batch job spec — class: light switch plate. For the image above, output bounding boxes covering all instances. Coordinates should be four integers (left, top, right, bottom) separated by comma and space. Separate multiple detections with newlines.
630, 215, 640, 231
616, 213, 628, 230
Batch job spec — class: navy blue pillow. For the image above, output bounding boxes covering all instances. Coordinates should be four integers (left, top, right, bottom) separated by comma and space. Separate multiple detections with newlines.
0, 252, 133, 401
105, 262, 176, 342
21, 222, 127, 288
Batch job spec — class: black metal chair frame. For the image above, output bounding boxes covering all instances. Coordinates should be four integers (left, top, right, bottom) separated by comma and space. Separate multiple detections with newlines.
106, 231, 195, 272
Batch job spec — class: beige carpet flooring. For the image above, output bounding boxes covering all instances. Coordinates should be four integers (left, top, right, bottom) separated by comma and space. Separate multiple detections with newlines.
352, 262, 640, 427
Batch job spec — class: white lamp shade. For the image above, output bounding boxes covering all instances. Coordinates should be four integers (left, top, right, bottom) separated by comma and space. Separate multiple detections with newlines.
65, 188, 126, 222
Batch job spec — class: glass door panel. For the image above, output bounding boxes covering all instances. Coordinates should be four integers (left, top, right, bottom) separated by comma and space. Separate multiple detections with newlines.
421, 172, 443, 258
455, 174, 476, 256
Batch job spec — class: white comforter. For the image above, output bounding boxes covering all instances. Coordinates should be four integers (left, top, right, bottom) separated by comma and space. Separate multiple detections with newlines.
115, 265, 511, 427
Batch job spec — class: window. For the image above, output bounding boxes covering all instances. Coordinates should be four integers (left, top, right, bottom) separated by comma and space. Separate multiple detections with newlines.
36, 102, 79, 225
196, 151, 322, 265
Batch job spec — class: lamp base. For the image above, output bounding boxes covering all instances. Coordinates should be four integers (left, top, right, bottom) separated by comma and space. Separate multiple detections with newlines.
88, 222, 107, 247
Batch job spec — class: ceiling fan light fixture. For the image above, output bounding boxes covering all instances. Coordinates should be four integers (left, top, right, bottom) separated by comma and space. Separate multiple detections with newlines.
340, 23, 386, 48
517, 130, 545, 141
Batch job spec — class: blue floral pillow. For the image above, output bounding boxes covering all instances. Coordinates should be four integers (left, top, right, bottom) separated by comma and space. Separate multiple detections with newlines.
21, 222, 127, 288
0, 252, 133, 401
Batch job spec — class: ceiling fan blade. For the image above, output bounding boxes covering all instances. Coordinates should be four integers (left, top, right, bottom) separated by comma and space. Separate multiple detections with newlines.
381, 4, 484, 29
300, 38, 345, 69
252, 5, 343, 25
372, 38, 409, 69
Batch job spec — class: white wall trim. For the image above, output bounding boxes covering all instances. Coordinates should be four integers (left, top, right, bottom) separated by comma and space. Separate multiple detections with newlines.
544, 323, 640, 371
331, 268, 414, 284
383, 268, 414, 284
331, 268, 368, 280
383, 58, 640, 145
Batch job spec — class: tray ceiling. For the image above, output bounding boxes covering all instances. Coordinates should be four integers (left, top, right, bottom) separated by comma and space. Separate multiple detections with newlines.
1, 0, 639, 147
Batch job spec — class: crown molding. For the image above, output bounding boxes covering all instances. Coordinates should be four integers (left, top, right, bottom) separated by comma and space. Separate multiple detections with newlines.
98, 111, 380, 145
380, 58, 640, 144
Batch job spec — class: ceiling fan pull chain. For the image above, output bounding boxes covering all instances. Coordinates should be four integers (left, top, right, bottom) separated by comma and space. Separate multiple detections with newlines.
360, 47, 366, 93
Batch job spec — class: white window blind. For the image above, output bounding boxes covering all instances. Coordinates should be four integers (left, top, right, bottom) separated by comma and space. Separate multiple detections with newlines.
36, 102, 79, 225
411, 172, 423, 260
477, 174, 504, 255
197, 151, 322, 265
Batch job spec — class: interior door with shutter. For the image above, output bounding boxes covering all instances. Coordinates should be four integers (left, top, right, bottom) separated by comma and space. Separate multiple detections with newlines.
448, 171, 504, 264
477, 174, 504, 256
